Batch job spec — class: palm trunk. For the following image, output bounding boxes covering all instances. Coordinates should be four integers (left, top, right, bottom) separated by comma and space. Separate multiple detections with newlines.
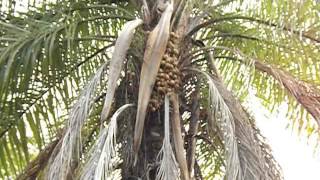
122, 112, 164, 179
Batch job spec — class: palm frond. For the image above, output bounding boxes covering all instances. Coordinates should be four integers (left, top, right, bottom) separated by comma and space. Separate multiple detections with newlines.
46, 64, 106, 180
80, 104, 134, 180
101, 19, 143, 122
193, 39, 319, 138
206, 46, 319, 134
247, 112, 283, 179
16, 135, 62, 180
134, 1, 174, 155
171, 93, 190, 180
206, 68, 283, 180
156, 95, 179, 180
193, 69, 242, 180
0, 2, 130, 176
254, 60, 320, 126
1, 0, 318, 179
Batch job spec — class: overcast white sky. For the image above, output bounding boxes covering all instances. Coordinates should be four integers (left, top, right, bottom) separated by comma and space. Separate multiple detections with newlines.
248, 94, 320, 180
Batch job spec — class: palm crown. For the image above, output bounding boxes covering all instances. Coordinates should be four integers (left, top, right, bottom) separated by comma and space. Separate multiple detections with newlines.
0, 0, 319, 179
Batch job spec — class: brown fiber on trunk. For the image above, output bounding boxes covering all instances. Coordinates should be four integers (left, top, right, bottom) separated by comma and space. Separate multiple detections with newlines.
122, 111, 164, 180
16, 137, 61, 180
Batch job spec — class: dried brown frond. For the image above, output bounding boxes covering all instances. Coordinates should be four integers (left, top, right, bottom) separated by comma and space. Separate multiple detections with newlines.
171, 93, 190, 180
255, 60, 320, 127
101, 19, 143, 122
134, 2, 173, 155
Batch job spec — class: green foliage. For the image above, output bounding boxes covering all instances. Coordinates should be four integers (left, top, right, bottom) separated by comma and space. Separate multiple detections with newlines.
193, 0, 320, 137
0, 0, 135, 176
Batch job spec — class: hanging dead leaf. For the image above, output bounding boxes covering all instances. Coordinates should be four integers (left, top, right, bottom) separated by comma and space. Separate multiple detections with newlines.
101, 19, 143, 122
170, 93, 190, 180
133, 2, 173, 155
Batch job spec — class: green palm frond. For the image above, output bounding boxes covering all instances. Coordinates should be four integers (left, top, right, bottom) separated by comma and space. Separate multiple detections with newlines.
188, 0, 320, 138
0, 1, 134, 177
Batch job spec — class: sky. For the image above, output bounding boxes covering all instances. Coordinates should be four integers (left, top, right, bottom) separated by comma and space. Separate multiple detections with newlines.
248, 94, 320, 180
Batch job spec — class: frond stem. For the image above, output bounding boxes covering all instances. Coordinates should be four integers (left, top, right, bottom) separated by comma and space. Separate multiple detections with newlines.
186, 83, 200, 178
201, 33, 260, 41
187, 16, 320, 43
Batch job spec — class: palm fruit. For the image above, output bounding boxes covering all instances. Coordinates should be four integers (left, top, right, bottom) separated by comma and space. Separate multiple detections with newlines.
148, 31, 182, 111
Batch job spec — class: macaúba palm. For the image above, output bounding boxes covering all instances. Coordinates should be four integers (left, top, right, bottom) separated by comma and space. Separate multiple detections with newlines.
0, 0, 319, 179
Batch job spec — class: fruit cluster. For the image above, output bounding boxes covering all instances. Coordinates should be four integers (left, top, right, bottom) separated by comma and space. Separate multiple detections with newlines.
149, 32, 181, 111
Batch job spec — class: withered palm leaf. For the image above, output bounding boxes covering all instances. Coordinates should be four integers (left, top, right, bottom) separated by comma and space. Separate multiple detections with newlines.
101, 19, 143, 122
134, 2, 173, 154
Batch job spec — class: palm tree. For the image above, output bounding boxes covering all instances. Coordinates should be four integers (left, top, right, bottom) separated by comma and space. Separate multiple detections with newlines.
0, 0, 319, 179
